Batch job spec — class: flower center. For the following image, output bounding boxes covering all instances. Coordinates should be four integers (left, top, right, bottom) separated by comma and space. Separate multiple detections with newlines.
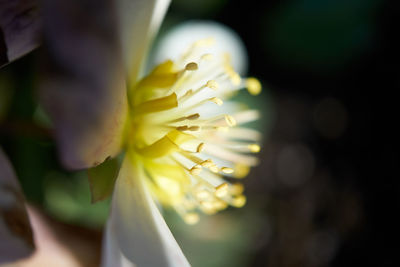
127, 40, 261, 224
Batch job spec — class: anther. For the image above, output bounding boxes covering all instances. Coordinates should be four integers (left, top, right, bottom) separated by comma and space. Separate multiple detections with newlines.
246, 77, 262, 95
188, 126, 200, 131
210, 97, 223, 106
215, 183, 229, 198
200, 159, 213, 168
209, 164, 219, 173
176, 125, 188, 131
224, 115, 237, 127
248, 144, 261, 153
206, 80, 219, 90
186, 113, 200, 120
185, 62, 198, 71
190, 165, 202, 175
221, 167, 234, 174
197, 143, 205, 153
232, 195, 246, 207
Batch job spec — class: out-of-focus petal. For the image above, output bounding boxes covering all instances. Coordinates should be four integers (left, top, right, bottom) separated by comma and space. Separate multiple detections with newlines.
39, 0, 128, 170
0, 0, 41, 67
102, 156, 189, 267
102, 220, 133, 267
0, 148, 34, 264
153, 20, 248, 75
117, 0, 170, 81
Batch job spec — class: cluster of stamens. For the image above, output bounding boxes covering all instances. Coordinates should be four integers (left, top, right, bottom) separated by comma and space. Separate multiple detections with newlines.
129, 39, 261, 224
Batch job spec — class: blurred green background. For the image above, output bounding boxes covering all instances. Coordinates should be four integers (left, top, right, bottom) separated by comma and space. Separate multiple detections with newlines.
1, 0, 397, 266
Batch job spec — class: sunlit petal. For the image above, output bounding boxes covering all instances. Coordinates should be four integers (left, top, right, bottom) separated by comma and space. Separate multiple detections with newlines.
103, 156, 189, 267
117, 0, 171, 81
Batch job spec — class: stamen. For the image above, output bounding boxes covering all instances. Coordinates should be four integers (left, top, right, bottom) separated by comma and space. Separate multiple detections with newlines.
248, 144, 261, 153
197, 143, 205, 153
246, 77, 262, 95
215, 183, 229, 198
187, 113, 200, 120
206, 80, 219, 90
135, 93, 178, 115
221, 167, 234, 174
176, 125, 188, 131
231, 195, 246, 207
209, 164, 219, 173
178, 89, 193, 102
200, 159, 213, 168
210, 97, 223, 106
187, 126, 200, 131
190, 165, 202, 175
224, 115, 237, 127
230, 183, 244, 195
185, 62, 198, 71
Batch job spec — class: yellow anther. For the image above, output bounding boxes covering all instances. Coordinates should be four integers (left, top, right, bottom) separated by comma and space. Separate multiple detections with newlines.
181, 89, 193, 99
246, 77, 262, 95
234, 164, 250, 178
231, 72, 241, 86
185, 62, 198, 71
224, 115, 237, 127
230, 183, 244, 195
232, 195, 246, 207
188, 126, 200, 131
215, 183, 229, 198
206, 80, 219, 90
176, 125, 188, 131
197, 143, 205, 153
190, 165, 202, 175
200, 159, 213, 168
210, 97, 223, 106
186, 113, 200, 120
184, 213, 199, 225
213, 200, 228, 210
221, 167, 234, 174
248, 144, 261, 153
200, 201, 215, 210
209, 164, 219, 173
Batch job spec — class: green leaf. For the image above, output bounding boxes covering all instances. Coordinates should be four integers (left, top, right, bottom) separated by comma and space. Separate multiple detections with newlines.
88, 157, 120, 203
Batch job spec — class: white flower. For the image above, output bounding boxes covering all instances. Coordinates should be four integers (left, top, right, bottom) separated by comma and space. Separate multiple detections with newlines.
39, 1, 262, 266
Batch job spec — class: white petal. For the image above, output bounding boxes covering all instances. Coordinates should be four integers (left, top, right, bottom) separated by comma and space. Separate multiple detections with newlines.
102, 156, 190, 267
117, 0, 171, 80
152, 20, 248, 75
0, 148, 34, 263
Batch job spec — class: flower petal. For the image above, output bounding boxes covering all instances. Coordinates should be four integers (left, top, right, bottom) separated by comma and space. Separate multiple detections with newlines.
0, 148, 34, 263
102, 156, 189, 267
39, 0, 128, 170
152, 20, 248, 75
116, 0, 170, 81
0, 0, 41, 67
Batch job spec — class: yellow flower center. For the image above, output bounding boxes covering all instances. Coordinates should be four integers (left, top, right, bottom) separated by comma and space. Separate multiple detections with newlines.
127, 39, 261, 224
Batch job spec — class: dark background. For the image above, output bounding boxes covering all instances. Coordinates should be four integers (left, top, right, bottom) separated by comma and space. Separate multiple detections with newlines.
1, 0, 398, 266
167, 0, 398, 266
